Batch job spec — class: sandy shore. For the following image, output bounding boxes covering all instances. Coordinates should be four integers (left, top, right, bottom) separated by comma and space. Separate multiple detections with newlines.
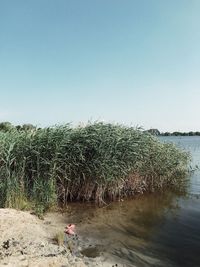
0, 209, 124, 267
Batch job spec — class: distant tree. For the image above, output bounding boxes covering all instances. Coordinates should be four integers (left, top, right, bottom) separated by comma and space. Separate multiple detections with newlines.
22, 124, 36, 131
172, 132, 182, 136
0, 122, 13, 132
163, 132, 171, 136
16, 125, 22, 131
188, 131, 195, 136
146, 129, 160, 136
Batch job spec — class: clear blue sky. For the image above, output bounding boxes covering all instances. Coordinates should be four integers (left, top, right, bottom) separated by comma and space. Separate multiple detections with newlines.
0, 0, 199, 131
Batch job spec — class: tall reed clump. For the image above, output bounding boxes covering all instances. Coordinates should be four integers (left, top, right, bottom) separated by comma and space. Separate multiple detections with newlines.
0, 123, 190, 210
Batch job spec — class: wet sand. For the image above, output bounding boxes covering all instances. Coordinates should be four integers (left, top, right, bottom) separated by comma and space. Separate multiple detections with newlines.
0, 209, 127, 267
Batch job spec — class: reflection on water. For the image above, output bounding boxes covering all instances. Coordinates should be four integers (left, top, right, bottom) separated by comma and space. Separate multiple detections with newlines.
68, 192, 183, 266
67, 137, 200, 267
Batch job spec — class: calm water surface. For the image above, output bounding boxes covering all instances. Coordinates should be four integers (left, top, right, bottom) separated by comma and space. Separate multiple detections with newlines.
68, 136, 200, 267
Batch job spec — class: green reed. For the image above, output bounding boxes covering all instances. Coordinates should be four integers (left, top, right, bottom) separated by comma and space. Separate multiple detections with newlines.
0, 123, 190, 210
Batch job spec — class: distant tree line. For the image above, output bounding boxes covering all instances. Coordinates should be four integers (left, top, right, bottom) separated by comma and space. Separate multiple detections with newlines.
161, 131, 200, 136
0, 122, 36, 132
146, 128, 200, 136
0, 122, 199, 136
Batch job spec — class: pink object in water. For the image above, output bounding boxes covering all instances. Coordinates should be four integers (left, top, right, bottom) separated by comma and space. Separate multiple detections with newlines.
64, 224, 76, 235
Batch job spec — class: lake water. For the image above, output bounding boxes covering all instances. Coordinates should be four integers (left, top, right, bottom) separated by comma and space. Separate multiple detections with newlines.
68, 136, 200, 267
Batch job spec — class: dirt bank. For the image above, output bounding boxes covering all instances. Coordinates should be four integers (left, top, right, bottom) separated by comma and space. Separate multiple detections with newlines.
0, 209, 124, 267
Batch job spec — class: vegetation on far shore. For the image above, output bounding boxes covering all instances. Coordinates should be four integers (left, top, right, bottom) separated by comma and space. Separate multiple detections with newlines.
0, 122, 190, 213
146, 128, 200, 136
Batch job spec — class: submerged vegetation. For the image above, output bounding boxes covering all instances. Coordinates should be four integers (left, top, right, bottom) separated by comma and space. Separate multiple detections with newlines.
0, 122, 190, 211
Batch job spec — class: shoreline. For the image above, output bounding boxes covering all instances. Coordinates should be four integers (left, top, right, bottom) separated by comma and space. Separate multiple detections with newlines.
0, 208, 126, 267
